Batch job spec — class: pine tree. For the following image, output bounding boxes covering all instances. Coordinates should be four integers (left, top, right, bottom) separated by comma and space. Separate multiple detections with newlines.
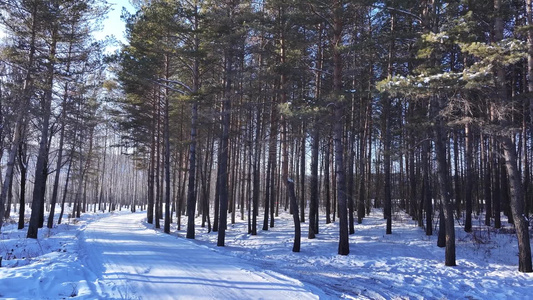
0, 0, 43, 231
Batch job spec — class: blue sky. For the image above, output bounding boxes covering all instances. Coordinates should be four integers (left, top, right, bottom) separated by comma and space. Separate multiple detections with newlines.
94, 0, 135, 44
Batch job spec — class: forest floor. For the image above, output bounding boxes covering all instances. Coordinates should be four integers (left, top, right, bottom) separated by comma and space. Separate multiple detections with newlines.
0, 205, 532, 299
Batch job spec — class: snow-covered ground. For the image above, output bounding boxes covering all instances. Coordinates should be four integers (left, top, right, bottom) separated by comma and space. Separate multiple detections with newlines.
187, 210, 533, 299
1, 205, 532, 299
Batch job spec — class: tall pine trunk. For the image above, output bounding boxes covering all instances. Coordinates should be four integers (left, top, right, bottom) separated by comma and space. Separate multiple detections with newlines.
494, 0, 532, 272
264, 94, 278, 231
309, 117, 320, 239
383, 14, 395, 235
27, 23, 58, 239
17, 141, 28, 229
333, 0, 349, 255
47, 120, 65, 228
501, 137, 533, 272
432, 96, 456, 267
163, 54, 172, 234
252, 106, 262, 235
324, 136, 332, 224
464, 124, 473, 232
217, 61, 232, 246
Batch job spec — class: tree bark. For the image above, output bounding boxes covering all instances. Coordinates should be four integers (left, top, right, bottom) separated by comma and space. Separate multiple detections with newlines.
17, 141, 28, 230
453, 130, 462, 218
27, 23, 58, 239
464, 124, 473, 232
324, 136, 332, 224
482, 134, 492, 226
300, 124, 306, 223
287, 179, 301, 252
422, 137, 432, 236
147, 89, 156, 224
309, 117, 320, 239
252, 106, 262, 235
333, 0, 349, 255
47, 120, 65, 229
264, 93, 278, 230
217, 22, 234, 245
500, 136, 533, 272
432, 96, 456, 266
383, 97, 392, 235
163, 53, 172, 234
155, 92, 162, 229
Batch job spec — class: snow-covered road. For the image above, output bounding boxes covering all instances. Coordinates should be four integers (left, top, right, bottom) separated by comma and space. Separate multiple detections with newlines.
3, 208, 532, 299
78, 212, 322, 300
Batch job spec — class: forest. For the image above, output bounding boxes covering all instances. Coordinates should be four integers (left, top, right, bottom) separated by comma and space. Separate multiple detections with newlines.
0, 0, 532, 276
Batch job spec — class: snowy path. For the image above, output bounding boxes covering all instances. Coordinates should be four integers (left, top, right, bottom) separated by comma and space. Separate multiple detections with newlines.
78, 212, 321, 300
